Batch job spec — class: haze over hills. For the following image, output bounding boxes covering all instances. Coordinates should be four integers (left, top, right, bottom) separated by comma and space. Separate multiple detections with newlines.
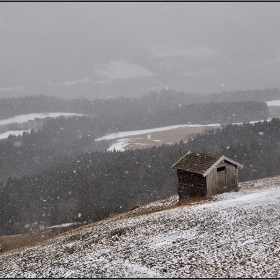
1, 2, 280, 99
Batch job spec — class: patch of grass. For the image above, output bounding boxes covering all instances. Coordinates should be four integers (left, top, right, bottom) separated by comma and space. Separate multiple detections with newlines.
117, 125, 220, 151
111, 228, 127, 237
0, 224, 81, 254
176, 196, 213, 206
0, 231, 53, 254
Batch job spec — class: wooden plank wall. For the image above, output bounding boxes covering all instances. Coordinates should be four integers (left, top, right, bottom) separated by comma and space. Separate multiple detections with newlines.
177, 169, 207, 199
206, 161, 238, 196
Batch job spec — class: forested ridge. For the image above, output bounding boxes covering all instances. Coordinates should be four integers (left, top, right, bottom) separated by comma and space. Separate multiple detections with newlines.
0, 116, 109, 182
0, 94, 268, 183
1, 117, 280, 235
0, 87, 278, 120
0, 88, 279, 235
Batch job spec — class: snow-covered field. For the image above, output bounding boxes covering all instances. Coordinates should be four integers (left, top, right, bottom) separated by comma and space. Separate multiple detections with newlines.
0, 112, 83, 125
266, 100, 280, 106
96, 124, 220, 151
95, 124, 220, 141
0, 113, 83, 140
96, 120, 270, 152
1, 175, 280, 278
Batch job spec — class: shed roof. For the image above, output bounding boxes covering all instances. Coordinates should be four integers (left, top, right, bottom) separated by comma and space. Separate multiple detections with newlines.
172, 150, 243, 177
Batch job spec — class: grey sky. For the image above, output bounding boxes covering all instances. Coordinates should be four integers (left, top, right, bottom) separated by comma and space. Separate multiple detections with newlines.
1, 2, 280, 98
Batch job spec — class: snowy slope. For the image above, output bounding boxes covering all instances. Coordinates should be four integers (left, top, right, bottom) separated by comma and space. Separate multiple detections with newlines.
0, 176, 280, 278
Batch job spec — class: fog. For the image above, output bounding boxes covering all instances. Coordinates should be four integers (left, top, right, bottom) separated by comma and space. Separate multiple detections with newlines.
1, 2, 280, 99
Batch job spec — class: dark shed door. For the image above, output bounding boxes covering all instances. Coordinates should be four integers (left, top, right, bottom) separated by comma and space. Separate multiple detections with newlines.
217, 166, 226, 188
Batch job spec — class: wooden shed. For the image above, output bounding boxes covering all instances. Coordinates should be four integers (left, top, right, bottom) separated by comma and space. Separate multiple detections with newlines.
172, 150, 243, 199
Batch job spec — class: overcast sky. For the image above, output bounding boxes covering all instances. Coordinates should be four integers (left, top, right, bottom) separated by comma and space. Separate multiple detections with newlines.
1, 2, 280, 97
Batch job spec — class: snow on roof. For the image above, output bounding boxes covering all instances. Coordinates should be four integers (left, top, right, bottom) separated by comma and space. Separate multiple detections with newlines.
172, 150, 243, 176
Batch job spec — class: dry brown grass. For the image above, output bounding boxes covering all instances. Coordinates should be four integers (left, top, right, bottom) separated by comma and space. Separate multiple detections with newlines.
0, 231, 53, 254
0, 194, 217, 255
0, 224, 81, 254
0, 124, 9, 134
98, 194, 215, 225
174, 196, 214, 206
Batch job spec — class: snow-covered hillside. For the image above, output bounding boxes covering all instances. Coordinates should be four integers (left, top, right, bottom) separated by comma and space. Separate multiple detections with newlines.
0, 112, 83, 125
0, 113, 83, 140
0, 176, 280, 278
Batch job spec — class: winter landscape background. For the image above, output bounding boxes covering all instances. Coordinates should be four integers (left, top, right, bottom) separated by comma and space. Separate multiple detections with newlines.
1, 2, 280, 278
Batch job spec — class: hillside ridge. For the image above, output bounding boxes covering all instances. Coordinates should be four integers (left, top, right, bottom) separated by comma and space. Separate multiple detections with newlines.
1, 175, 280, 277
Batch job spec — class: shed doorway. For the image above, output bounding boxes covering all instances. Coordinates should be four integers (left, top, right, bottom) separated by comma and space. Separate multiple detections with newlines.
217, 166, 226, 188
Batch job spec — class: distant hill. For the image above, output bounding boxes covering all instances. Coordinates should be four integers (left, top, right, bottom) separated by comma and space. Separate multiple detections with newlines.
0, 88, 278, 120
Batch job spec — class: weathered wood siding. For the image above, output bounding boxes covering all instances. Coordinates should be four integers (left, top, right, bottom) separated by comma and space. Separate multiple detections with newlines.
206, 160, 238, 196
177, 169, 207, 199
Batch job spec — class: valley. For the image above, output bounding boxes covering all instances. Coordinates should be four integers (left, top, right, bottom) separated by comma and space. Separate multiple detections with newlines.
0, 91, 280, 247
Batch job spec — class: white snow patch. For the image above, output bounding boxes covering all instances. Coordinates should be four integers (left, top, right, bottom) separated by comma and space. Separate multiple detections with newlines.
47, 222, 80, 229
0, 85, 27, 92
232, 119, 272, 125
96, 123, 220, 141
0, 130, 31, 139
266, 100, 280, 106
0, 113, 83, 125
107, 139, 131, 152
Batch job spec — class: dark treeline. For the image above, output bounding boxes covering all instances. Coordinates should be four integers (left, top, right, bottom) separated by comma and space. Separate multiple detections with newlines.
204, 88, 280, 103
0, 88, 277, 235
0, 87, 278, 120
88, 88, 277, 129
91, 100, 268, 133
0, 145, 181, 235
0, 95, 93, 120
0, 116, 109, 182
2, 118, 280, 235
0, 100, 268, 183
186, 118, 280, 181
